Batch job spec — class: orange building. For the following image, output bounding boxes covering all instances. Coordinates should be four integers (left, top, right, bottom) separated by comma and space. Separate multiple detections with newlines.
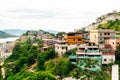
64, 32, 83, 44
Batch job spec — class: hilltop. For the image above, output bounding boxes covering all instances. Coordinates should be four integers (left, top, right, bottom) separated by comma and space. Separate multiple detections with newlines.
84, 11, 120, 31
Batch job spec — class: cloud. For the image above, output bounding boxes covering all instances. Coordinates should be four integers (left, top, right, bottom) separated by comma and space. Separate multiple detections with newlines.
0, 0, 120, 31
2, 9, 58, 19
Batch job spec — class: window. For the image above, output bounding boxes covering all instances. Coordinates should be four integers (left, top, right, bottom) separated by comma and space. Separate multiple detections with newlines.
117, 42, 119, 44
100, 33, 102, 36
78, 39, 81, 41
92, 66, 96, 68
110, 59, 113, 62
73, 39, 75, 41
70, 59, 76, 62
104, 33, 107, 35
100, 38, 102, 40
108, 33, 110, 35
113, 42, 114, 45
104, 59, 107, 61
94, 35, 96, 38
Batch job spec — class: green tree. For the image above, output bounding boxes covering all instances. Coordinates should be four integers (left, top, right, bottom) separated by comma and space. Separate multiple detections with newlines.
7, 70, 32, 80
97, 19, 120, 31
93, 70, 111, 80
65, 48, 77, 56
37, 52, 47, 71
23, 71, 57, 80
56, 32, 65, 37
45, 60, 55, 73
37, 47, 57, 71
71, 67, 86, 80
53, 58, 72, 79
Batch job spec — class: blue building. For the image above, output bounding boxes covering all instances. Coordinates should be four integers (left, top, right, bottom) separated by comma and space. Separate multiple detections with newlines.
69, 43, 102, 71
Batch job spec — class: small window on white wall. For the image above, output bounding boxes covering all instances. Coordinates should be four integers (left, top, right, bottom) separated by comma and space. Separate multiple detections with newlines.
110, 59, 113, 62
94, 35, 96, 38
100, 33, 102, 36
104, 59, 107, 61
113, 42, 114, 45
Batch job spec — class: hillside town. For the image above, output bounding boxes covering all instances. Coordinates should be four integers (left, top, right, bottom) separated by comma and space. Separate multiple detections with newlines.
0, 29, 119, 79
0, 11, 120, 80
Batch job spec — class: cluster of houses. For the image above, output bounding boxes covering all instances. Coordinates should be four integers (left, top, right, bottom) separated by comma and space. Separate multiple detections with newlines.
0, 30, 55, 66
0, 29, 120, 71
54, 29, 120, 71
0, 42, 15, 65
28, 29, 119, 70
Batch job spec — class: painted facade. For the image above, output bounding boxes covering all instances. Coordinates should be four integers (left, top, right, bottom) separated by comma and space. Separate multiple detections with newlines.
101, 44, 115, 64
64, 32, 83, 44
105, 38, 116, 50
90, 29, 115, 48
69, 43, 102, 71
55, 41, 68, 56
55, 40, 77, 56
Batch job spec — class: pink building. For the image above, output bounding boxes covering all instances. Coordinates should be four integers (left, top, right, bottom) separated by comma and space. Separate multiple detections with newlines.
102, 44, 115, 64
105, 38, 116, 50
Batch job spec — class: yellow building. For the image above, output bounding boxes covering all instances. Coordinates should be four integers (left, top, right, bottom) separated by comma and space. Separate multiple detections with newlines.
64, 32, 83, 44
90, 29, 115, 46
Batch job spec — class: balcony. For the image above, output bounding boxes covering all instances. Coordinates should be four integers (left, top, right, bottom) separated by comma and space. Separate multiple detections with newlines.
65, 36, 82, 39
77, 55, 101, 59
77, 50, 100, 53
55, 44, 67, 47
99, 35, 115, 38
87, 50, 99, 53
69, 55, 78, 59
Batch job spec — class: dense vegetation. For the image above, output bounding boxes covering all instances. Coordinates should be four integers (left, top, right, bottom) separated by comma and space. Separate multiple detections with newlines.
56, 32, 66, 37
0, 38, 112, 80
0, 30, 16, 38
2, 38, 58, 80
98, 19, 120, 31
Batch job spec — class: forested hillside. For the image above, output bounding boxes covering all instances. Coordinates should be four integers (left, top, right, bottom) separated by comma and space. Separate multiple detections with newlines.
0, 31, 16, 38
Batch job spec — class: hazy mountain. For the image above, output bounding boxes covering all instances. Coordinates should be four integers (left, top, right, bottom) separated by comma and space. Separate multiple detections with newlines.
4, 29, 27, 36
46, 30, 58, 34
0, 30, 16, 38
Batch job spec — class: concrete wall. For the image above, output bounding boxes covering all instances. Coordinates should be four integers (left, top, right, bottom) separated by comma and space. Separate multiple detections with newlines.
112, 65, 119, 80
55, 44, 67, 56
102, 55, 115, 64
67, 44, 77, 50
90, 30, 99, 44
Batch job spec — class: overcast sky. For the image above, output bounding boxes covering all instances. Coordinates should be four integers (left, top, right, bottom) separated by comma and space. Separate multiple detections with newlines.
0, 0, 120, 31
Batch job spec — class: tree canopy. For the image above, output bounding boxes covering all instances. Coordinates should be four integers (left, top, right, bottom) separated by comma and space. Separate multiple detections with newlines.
97, 19, 120, 31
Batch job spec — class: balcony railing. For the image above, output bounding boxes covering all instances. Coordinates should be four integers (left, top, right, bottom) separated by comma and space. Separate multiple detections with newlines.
65, 36, 82, 39
99, 35, 115, 38
77, 55, 102, 59
77, 50, 99, 53
87, 50, 99, 53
